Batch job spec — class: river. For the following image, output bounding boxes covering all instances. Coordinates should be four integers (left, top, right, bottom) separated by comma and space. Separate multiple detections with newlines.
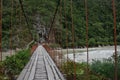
64, 46, 120, 63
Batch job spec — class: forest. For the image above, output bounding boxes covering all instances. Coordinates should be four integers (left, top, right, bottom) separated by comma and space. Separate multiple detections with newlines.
2, 0, 120, 49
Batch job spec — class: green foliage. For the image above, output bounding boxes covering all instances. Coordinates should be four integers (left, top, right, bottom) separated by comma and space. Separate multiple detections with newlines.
3, 49, 30, 79
90, 55, 120, 80
62, 61, 103, 80
62, 57, 120, 80
49, 43, 60, 49
0, 62, 6, 80
62, 61, 85, 80
88, 38, 96, 47
117, 33, 120, 44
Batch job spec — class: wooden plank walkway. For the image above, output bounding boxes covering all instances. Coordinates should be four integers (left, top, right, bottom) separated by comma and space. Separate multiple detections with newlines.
17, 45, 66, 80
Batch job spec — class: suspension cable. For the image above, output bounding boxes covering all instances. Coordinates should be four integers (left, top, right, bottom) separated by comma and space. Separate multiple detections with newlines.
9, 0, 13, 56
70, 0, 76, 80
0, 0, 2, 61
85, 0, 89, 79
112, 0, 118, 80
63, 0, 68, 62
63, 0, 69, 77
57, 37, 60, 68
52, 29, 55, 62
48, 0, 60, 41
15, 0, 18, 48
54, 28, 58, 65
18, 0, 33, 40
19, 2, 22, 45
59, 0, 63, 70
19, 0, 28, 25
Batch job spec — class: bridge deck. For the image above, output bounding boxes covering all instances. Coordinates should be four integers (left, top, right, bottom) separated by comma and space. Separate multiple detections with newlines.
17, 45, 65, 80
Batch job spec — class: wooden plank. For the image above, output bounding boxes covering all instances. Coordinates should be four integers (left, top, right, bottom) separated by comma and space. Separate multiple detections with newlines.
17, 50, 37, 80
48, 61, 60, 80
44, 56, 55, 80
24, 61, 31, 69
24, 52, 37, 80
17, 69, 27, 80
34, 46, 48, 80
17, 55, 35, 80
28, 52, 38, 80
35, 73, 47, 77
35, 70, 46, 74
34, 78, 48, 80
24, 71, 31, 80
27, 56, 35, 72
46, 54, 60, 80
42, 46, 66, 80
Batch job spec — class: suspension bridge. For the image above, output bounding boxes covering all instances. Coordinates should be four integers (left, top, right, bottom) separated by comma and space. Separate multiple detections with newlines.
0, 0, 119, 80
17, 45, 65, 80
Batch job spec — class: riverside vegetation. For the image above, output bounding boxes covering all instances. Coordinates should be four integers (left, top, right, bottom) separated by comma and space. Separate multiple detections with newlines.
0, 49, 30, 80
62, 54, 120, 80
